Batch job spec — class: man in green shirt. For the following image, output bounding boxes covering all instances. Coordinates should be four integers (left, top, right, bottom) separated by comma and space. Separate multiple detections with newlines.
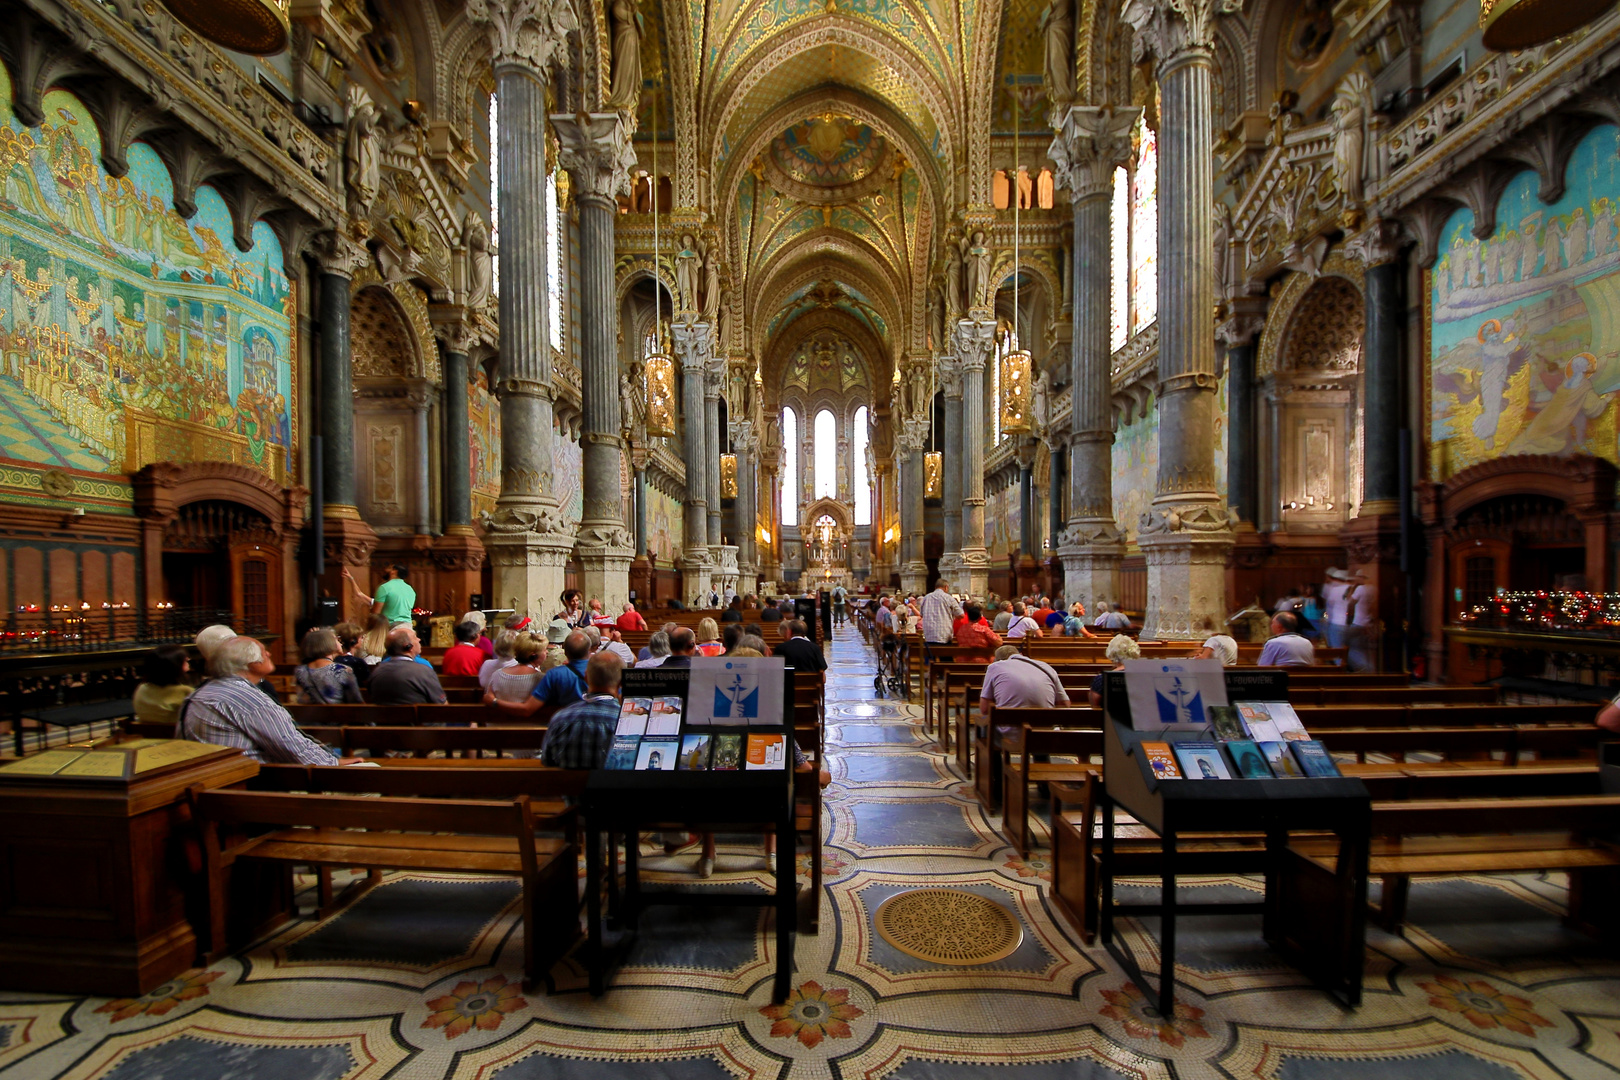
342, 564, 416, 625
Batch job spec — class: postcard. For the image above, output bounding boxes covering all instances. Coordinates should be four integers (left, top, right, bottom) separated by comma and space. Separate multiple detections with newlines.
1172, 741, 1233, 780
615, 697, 651, 738
678, 732, 713, 771
634, 736, 680, 771
711, 733, 743, 770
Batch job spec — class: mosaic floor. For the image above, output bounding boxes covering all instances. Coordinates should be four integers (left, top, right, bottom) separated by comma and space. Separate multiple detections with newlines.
3, 624, 1620, 1079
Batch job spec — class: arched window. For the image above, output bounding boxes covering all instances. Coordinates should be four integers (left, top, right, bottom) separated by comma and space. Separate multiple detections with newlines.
814, 409, 836, 499
782, 407, 798, 528
1109, 114, 1159, 349
853, 406, 870, 526
546, 169, 563, 351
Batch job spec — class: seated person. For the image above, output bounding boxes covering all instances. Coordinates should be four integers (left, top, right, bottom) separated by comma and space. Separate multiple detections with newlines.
441, 620, 487, 677
953, 603, 1003, 661
776, 620, 827, 683
1089, 634, 1141, 707
367, 625, 448, 704
293, 627, 364, 704
1005, 602, 1044, 639
488, 631, 589, 720
979, 644, 1069, 719
134, 644, 193, 724
180, 636, 357, 764
541, 652, 625, 768
1197, 634, 1239, 666
1256, 612, 1314, 667
616, 602, 648, 631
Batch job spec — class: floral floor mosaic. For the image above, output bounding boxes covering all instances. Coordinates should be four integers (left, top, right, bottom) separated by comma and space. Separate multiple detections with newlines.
3, 625, 1620, 1079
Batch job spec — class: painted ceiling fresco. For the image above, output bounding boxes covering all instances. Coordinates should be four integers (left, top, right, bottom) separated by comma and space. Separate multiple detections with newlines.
772, 117, 887, 186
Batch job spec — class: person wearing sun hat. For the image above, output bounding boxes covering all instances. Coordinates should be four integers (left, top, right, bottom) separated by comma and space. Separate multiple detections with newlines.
542, 618, 571, 671
1322, 567, 1352, 651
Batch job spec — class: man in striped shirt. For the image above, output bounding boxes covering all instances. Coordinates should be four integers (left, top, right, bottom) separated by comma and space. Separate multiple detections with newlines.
180, 636, 350, 765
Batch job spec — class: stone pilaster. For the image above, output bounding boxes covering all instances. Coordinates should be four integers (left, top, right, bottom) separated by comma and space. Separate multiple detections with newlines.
937, 356, 964, 586
672, 321, 714, 601
468, 0, 577, 617
954, 319, 994, 599
1050, 105, 1138, 614
1124, 0, 1235, 637
898, 417, 929, 595
554, 112, 636, 610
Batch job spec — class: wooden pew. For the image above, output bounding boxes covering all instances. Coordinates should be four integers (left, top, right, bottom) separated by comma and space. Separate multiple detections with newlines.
1001, 725, 1104, 856
335, 726, 548, 758
191, 785, 580, 988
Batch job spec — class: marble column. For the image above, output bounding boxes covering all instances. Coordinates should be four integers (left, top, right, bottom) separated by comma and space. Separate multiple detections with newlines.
1018, 458, 1034, 557
937, 357, 964, 586
430, 319, 486, 605
954, 320, 993, 598
672, 321, 713, 601
554, 112, 635, 609
1047, 438, 1064, 553
410, 386, 432, 536
468, 0, 577, 617
1218, 307, 1265, 527
1049, 105, 1139, 613
899, 420, 928, 595
733, 420, 758, 595
705, 360, 724, 549
312, 232, 376, 621
1123, 0, 1234, 637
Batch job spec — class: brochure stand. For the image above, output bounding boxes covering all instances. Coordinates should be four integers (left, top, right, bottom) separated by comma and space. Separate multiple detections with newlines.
581, 660, 797, 1002
1098, 670, 1371, 1012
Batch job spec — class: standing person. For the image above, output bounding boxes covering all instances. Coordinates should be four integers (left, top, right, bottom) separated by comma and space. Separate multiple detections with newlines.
134, 644, 193, 724
1322, 568, 1351, 650
921, 580, 962, 650
1299, 585, 1324, 640
292, 627, 364, 704
441, 621, 487, 677
343, 564, 416, 626
367, 626, 447, 704
1346, 570, 1376, 671
832, 582, 847, 626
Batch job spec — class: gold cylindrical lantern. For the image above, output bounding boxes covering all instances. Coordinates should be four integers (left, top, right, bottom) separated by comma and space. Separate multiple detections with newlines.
720, 453, 738, 499
1480, 0, 1613, 51
999, 348, 1033, 434
644, 352, 677, 437
162, 0, 290, 55
924, 451, 943, 499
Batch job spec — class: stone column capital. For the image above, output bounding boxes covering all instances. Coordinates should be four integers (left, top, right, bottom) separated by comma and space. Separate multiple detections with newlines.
938, 356, 964, 399
671, 320, 713, 372
952, 319, 996, 370
430, 307, 481, 355
1049, 106, 1142, 202
1214, 296, 1268, 348
1122, 0, 1237, 65
550, 111, 635, 203
311, 230, 369, 279
468, 0, 577, 75
1343, 217, 1411, 268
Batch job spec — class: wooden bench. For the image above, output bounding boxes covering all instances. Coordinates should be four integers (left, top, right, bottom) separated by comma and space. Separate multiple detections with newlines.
334, 726, 549, 758
192, 785, 580, 988
1001, 725, 1104, 856
1289, 793, 1620, 934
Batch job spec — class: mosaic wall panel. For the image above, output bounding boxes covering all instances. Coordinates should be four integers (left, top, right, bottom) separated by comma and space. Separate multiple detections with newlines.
554, 423, 583, 528
1112, 396, 1158, 548
1428, 124, 1620, 482
647, 485, 683, 563
0, 72, 296, 488
468, 374, 501, 518
984, 478, 1019, 560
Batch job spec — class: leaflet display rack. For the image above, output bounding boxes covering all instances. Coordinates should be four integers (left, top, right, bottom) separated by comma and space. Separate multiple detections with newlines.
1098, 670, 1371, 1011
581, 661, 797, 1002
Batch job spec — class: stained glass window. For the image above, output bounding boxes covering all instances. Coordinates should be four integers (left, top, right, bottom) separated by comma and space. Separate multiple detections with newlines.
782, 407, 798, 527
814, 409, 836, 499
1110, 164, 1128, 353
853, 406, 871, 526
1130, 118, 1158, 335
546, 170, 563, 351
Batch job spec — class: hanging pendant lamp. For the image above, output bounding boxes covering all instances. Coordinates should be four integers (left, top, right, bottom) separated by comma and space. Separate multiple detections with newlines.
643, 96, 678, 438
999, 94, 1033, 436
1480, 0, 1613, 52
162, 0, 290, 55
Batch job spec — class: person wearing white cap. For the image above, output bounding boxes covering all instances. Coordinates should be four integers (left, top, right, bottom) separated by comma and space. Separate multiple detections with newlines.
1346, 570, 1375, 671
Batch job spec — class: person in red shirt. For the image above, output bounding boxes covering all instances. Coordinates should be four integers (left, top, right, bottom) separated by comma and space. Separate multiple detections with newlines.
953, 603, 1003, 661
616, 601, 648, 631
1032, 596, 1056, 627
441, 620, 487, 677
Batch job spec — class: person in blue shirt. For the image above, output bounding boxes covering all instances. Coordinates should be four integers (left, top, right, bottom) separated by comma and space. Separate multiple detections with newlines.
486, 630, 590, 721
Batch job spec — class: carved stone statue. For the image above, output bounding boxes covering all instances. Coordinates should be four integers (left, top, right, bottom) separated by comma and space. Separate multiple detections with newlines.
1330, 73, 1370, 210
606, 0, 643, 111
1033, 368, 1051, 433
675, 233, 699, 312
464, 215, 493, 309
701, 245, 722, 322
944, 238, 963, 317
619, 366, 643, 439
1041, 0, 1075, 109
965, 231, 991, 310
345, 85, 381, 220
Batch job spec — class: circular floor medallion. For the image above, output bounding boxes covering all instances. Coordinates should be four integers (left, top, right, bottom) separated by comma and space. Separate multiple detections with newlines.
873, 888, 1023, 966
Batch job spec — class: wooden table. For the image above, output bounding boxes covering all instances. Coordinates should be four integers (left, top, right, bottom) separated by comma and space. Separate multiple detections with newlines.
0, 739, 258, 995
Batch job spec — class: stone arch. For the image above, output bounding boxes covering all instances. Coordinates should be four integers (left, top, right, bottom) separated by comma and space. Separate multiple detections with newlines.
1256, 256, 1366, 380
802, 496, 854, 534
350, 281, 435, 383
